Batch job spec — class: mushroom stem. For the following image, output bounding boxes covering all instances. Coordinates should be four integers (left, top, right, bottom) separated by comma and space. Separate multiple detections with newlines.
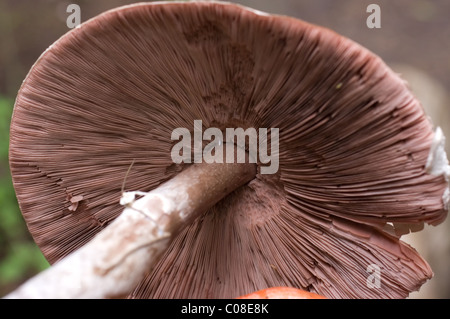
4, 144, 256, 299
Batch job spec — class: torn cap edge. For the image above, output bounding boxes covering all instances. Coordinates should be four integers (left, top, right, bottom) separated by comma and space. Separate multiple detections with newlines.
425, 127, 450, 210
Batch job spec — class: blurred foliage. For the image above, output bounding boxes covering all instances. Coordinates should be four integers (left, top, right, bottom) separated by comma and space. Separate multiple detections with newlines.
0, 98, 49, 296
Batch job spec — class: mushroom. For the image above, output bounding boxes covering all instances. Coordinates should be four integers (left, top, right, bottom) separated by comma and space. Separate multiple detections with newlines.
238, 287, 326, 299
7, 2, 449, 299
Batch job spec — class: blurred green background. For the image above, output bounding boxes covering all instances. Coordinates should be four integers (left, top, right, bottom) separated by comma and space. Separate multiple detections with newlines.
1, 0, 449, 298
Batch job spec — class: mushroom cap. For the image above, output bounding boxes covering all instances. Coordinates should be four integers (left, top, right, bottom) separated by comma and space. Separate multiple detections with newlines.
9, 2, 448, 298
238, 286, 326, 299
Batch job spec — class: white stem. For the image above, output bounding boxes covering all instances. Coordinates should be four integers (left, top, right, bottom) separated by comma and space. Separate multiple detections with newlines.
4, 144, 256, 299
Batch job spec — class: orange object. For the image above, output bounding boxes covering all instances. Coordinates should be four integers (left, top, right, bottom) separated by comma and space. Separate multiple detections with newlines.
238, 287, 326, 299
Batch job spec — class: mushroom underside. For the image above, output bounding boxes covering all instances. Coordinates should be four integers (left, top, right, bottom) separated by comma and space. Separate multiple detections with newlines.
9, 2, 448, 298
